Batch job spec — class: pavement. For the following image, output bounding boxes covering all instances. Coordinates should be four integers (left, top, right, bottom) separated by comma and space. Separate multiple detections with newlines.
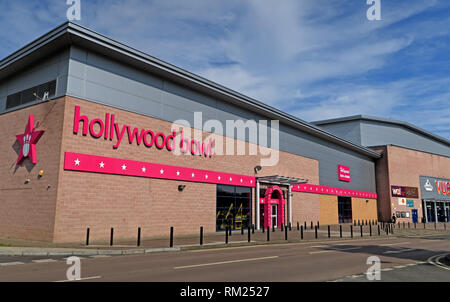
0, 233, 448, 282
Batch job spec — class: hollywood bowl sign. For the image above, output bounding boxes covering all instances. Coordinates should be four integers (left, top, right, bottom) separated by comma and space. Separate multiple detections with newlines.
73, 106, 214, 157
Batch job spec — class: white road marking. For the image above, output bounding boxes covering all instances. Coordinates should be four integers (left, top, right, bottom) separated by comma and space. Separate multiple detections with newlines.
309, 247, 362, 254
90, 255, 112, 258
54, 276, 102, 282
32, 259, 58, 263
381, 268, 393, 271
380, 242, 410, 246
427, 254, 450, 271
0, 262, 25, 266
383, 248, 416, 254
174, 256, 279, 270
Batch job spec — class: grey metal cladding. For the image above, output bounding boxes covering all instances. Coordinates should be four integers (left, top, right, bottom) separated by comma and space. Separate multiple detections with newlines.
317, 121, 362, 146
66, 46, 376, 192
0, 49, 69, 113
361, 121, 450, 157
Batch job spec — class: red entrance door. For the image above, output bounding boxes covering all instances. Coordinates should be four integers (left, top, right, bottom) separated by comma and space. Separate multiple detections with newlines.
261, 186, 286, 229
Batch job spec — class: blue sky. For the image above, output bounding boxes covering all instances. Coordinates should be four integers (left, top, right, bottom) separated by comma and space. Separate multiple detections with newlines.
1, 0, 449, 139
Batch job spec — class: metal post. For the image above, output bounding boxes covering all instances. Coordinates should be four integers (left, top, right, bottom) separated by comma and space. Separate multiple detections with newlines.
285, 226, 288, 241
225, 226, 229, 244
267, 226, 270, 241
110, 228, 114, 246
317, 221, 320, 229
200, 226, 203, 246
340, 225, 342, 238
297, 222, 299, 231
137, 227, 141, 247
301, 225, 304, 240
86, 228, 90, 246
248, 225, 251, 243
360, 225, 363, 237
369, 224, 372, 237
169, 227, 174, 248
315, 225, 318, 239
311, 221, 313, 230
378, 225, 380, 236
350, 225, 353, 238
328, 225, 330, 238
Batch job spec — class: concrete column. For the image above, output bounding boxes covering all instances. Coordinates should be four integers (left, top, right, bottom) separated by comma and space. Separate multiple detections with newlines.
288, 185, 292, 227
424, 200, 428, 223
256, 181, 260, 230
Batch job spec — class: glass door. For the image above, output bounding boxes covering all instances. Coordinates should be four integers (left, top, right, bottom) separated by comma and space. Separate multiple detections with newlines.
271, 204, 278, 228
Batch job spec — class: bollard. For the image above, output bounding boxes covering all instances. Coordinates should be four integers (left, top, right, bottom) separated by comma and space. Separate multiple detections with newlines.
369, 224, 372, 237
311, 221, 313, 230
225, 226, 229, 244
285, 226, 288, 241
328, 225, 330, 238
86, 228, 90, 246
110, 228, 114, 246
315, 226, 318, 239
378, 225, 380, 236
267, 226, 270, 241
360, 225, 363, 237
297, 222, 300, 231
358, 220, 360, 226
340, 225, 343, 238
281, 224, 284, 232
200, 226, 203, 246
317, 221, 320, 229
300, 225, 304, 240
262, 225, 265, 233
304, 221, 307, 230
248, 225, 251, 243
137, 227, 141, 247
350, 225, 353, 238
169, 227, 174, 248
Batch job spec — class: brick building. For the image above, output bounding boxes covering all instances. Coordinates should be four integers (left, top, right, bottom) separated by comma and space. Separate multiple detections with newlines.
314, 116, 450, 224
1, 22, 387, 243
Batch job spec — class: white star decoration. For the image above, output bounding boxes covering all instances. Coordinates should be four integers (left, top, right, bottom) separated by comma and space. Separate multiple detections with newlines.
142, 167, 146, 173
99, 162, 105, 168
218, 176, 221, 180
74, 159, 80, 166
205, 175, 208, 179
176, 171, 180, 176
160, 169, 164, 175
121, 164, 127, 170
191, 173, 195, 177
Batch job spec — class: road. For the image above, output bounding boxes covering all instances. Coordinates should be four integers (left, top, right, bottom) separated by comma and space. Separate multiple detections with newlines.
0, 235, 448, 282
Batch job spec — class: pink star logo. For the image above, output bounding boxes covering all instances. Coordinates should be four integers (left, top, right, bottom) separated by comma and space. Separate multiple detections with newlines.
16, 114, 44, 165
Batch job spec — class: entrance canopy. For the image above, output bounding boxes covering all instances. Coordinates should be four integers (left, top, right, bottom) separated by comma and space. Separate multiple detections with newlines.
256, 175, 308, 186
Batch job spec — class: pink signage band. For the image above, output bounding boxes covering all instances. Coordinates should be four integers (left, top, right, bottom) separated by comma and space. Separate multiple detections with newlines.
292, 184, 377, 199
64, 152, 256, 187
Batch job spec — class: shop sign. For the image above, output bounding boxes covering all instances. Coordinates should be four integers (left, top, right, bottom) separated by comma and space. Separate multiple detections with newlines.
391, 186, 419, 198
16, 114, 44, 164
338, 165, 351, 182
73, 106, 214, 157
420, 176, 450, 201
398, 198, 407, 206
406, 200, 414, 207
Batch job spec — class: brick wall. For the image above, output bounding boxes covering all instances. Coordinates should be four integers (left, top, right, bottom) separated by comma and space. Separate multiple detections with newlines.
0, 99, 65, 241
53, 97, 320, 242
